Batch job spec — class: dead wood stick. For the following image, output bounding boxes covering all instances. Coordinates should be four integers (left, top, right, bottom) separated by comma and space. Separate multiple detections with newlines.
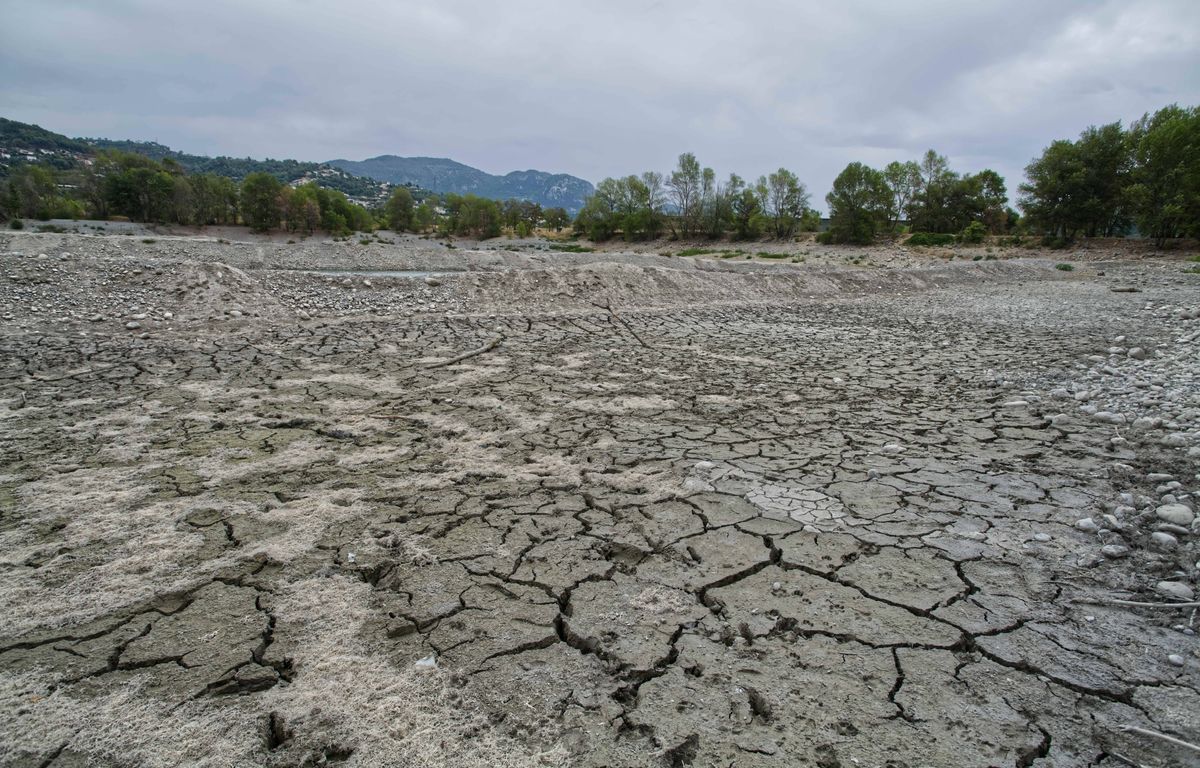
1072, 598, 1200, 609
1119, 725, 1200, 754
589, 299, 651, 349
425, 334, 503, 369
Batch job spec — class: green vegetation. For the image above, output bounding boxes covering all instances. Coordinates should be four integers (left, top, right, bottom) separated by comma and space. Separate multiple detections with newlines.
1019, 104, 1200, 246
1055, 263, 1074, 271
825, 151, 1010, 245
385, 187, 414, 232
0, 150, 381, 233
906, 232, 957, 247
574, 153, 816, 242
9, 218, 22, 230
548, 243, 594, 253
825, 163, 891, 244
755, 251, 789, 259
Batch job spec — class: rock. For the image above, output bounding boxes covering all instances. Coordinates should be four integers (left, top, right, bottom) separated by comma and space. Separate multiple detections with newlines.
1075, 518, 1099, 533
1127, 347, 1148, 360
425, 277, 441, 287
1167, 654, 1185, 667
1032, 533, 1052, 542
1002, 400, 1029, 408
880, 443, 905, 455
228, 309, 243, 318
1155, 581, 1195, 601
124, 320, 141, 330
1156, 504, 1195, 526
1094, 411, 1126, 425
1149, 532, 1179, 551
1100, 544, 1130, 559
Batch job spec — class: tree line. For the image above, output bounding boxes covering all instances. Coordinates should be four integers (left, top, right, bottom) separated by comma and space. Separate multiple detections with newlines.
0, 149, 573, 237
575, 153, 820, 242
574, 102, 1198, 246
1018, 104, 1200, 246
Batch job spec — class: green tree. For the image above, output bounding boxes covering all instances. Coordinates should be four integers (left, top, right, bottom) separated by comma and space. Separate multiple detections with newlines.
882, 160, 921, 231
240, 172, 283, 232
386, 186, 415, 232
668, 152, 702, 237
1018, 140, 1088, 240
1125, 104, 1200, 245
543, 207, 570, 232
765, 168, 810, 238
826, 162, 891, 244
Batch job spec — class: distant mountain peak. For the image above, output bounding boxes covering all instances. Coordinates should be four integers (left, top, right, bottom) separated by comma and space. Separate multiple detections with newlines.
327, 155, 593, 212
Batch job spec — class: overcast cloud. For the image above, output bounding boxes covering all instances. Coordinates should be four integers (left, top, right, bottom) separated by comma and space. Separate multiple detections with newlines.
3, 0, 1198, 210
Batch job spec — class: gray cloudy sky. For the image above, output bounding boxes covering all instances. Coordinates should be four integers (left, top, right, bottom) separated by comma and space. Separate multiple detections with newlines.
3, 0, 1198, 209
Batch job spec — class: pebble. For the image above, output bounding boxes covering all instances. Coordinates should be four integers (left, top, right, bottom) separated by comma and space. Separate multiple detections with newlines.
1127, 347, 1147, 360
1155, 581, 1196, 601
1167, 654, 1185, 667
1032, 533, 1052, 542
1002, 400, 1029, 408
124, 321, 141, 330
1100, 544, 1130, 559
1149, 532, 1179, 551
1156, 504, 1195, 526
1075, 518, 1099, 533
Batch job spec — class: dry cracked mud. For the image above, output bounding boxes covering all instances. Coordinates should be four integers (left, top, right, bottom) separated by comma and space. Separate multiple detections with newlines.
1, 232, 1198, 767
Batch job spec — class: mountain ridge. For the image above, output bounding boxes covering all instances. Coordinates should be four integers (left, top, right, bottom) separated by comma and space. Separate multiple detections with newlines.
327, 154, 593, 212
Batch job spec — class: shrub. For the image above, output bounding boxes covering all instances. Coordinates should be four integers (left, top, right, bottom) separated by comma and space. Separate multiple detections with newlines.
677, 247, 718, 257
9, 219, 23, 230
959, 221, 987, 244
815, 231, 834, 244
1041, 235, 1071, 249
549, 244, 594, 253
1055, 263, 1074, 271
906, 232, 956, 247
142, 238, 156, 243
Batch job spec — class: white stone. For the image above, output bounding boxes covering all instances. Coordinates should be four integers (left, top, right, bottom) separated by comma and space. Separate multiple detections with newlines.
1075, 518, 1099, 533
1149, 532, 1179, 551
1155, 581, 1195, 601
1156, 504, 1195, 526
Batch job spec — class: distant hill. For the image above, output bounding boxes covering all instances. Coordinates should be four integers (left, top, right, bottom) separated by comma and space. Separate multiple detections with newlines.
327, 155, 594, 212
0, 117, 414, 207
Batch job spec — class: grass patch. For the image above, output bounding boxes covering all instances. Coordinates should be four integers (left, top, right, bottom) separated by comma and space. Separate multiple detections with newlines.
907, 232, 957, 247
142, 238, 156, 244
755, 251, 789, 259
1184, 265, 1200, 274
676, 247, 718, 257
1055, 263, 1074, 271
549, 243, 594, 253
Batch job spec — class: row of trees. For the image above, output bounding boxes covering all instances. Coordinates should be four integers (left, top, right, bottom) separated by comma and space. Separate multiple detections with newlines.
576, 153, 819, 242
1019, 104, 1200, 245
823, 152, 1011, 244
0, 150, 573, 238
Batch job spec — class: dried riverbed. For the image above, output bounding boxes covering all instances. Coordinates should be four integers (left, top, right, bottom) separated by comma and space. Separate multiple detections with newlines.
1, 232, 1198, 767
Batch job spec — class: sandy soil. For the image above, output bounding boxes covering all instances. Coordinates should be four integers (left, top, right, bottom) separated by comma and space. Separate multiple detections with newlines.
1, 230, 1198, 767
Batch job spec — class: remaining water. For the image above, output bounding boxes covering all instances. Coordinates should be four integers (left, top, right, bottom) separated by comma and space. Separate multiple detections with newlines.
303, 269, 461, 279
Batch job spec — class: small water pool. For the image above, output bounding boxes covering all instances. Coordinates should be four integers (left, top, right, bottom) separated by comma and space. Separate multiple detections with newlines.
302, 269, 462, 279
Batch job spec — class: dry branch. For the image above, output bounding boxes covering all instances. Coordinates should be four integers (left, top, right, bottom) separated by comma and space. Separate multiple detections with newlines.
425, 334, 503, 369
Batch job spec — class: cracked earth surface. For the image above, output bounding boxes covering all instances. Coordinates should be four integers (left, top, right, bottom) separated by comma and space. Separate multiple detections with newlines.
1, 233, 1198, 767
